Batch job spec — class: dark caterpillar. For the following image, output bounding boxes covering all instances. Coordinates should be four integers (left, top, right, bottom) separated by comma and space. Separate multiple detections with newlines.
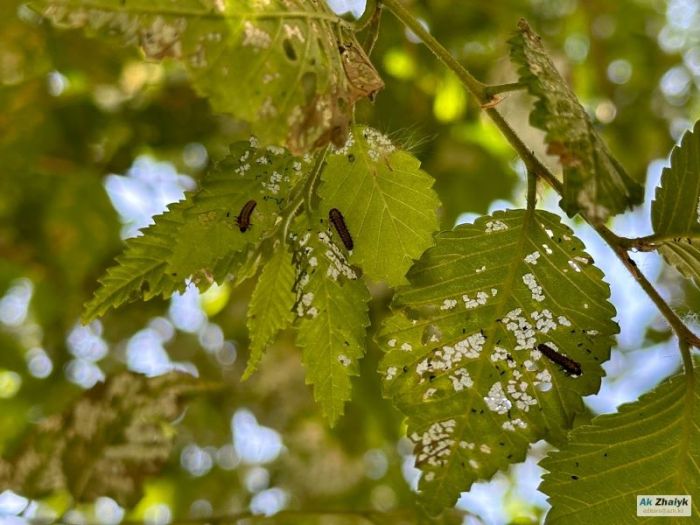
537, 343, 582, 377
329, 208, 353, 250
236, 200, 257, 232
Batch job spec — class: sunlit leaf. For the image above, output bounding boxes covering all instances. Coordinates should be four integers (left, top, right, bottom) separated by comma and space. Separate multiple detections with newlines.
165, 141, 307, 282
378, 210, 618, 512
244, 244, 297, 378
540, 370, 700, 524
509, 19, 643, 222
0, 372, 202, 507
651, 120, 700, 287
293, 217, 370, 425
320, 126, 440, 286
82, 200, 188, 322
35, 0, 383, 154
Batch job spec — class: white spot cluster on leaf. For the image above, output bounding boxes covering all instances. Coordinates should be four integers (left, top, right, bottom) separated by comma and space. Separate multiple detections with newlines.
441, 298, 458, 310
502, 418, 527, 432
503, 308, 536, 351
462, 289, 495, 309
524, 251, 540, 264
532, 309, 556, 333
423, 387, 437, 400
484, 382, 512, 415
283, 22, 305, 42
318, 231, 356, 280
568, 260, 582, 272
411, 419, 456, 467
361, 127, 396, 161
331, 130, 356, 156
242, 21, 272, 48
522, 272, 545, 302
449, 368, 473, 392
485, 220, 509, 233
416, 332, 486, 377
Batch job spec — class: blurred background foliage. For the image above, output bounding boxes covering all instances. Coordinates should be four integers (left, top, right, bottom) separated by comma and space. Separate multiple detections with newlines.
0, 0, 699, 523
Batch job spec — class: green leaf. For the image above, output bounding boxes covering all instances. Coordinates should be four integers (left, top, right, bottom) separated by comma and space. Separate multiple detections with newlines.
293, 219, 371, 425
0, 372, 202, 507
84, 140, 309, 322
166, 141, 307, 282
244, 244, 297, 378
320, 126, 440, 286
82, 200, 188, 323
378, 209, 618, 513
509, 19, 643, 222
540, 371, 700, 524
36, 0, 383, 154
651, 120, 700, 287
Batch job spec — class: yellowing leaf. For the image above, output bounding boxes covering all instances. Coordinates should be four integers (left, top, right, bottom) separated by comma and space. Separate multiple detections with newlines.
378, 210, 618, 513
36, 0, 383, 153
0, 372, 201, 507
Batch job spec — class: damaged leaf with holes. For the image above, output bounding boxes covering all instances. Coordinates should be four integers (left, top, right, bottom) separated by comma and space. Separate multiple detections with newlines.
509, 19, 643, 222
0, 372, 201, 507
378, 210, 618, 512
320, 125, 440, 286
84, 140, 310, 322
35, 0, 383, 154
292, 216, 370, 425
540, 371, 700, 524
651, 120, 700, 287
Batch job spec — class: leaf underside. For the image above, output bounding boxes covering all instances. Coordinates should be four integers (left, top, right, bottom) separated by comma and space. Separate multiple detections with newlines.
36, 0, 383, 154
509, 19, 643, 222
83, 140, 309, 322
651, 120, 700, 287
540, 371, 700, 524
378, 209, 618, 513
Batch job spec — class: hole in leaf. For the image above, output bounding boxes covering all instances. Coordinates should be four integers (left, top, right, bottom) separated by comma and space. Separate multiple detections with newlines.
421, 324, 443, 345
283, 39, 297, 61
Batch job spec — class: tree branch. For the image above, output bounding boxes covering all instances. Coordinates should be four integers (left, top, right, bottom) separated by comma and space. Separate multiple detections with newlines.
382, 0, 700, 358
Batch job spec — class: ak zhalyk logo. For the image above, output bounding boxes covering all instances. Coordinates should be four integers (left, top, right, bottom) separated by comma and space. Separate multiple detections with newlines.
637, 495, 692, 517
